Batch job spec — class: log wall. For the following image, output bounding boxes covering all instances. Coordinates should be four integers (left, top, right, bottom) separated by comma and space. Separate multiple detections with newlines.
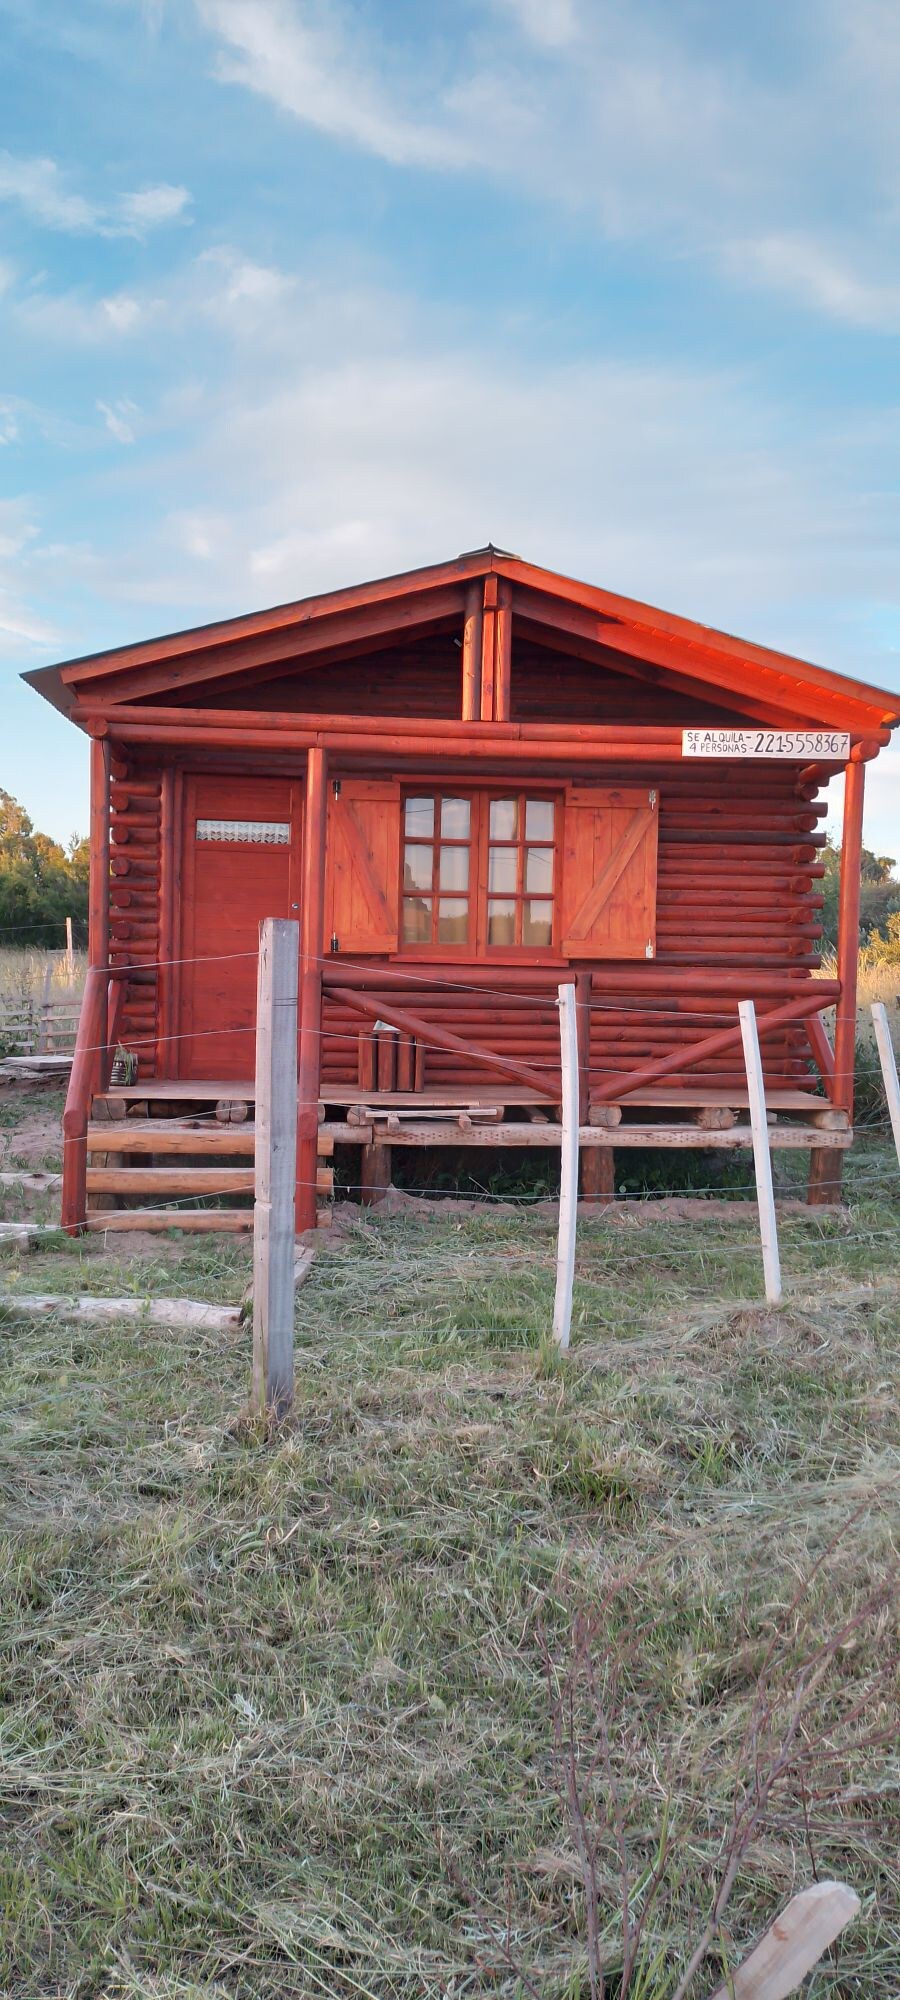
318, 764, 827, 1101
107, 761, 162, 1075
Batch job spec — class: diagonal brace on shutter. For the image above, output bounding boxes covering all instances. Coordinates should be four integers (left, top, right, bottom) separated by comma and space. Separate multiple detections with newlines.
563, 807, 655, 948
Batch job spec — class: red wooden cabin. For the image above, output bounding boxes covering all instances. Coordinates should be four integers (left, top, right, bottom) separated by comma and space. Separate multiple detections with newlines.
25, 546, 898, 1233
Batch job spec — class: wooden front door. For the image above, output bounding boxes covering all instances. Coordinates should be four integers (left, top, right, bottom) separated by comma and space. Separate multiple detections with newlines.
179, 776, 301, 1081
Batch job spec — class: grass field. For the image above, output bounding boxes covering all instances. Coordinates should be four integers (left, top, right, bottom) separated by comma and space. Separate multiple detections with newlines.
1, 1144, 898, 1999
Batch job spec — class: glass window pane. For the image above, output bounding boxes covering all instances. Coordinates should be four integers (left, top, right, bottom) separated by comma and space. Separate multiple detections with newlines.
523, 899, 553, 946
440, 796, 470, 839
525, 799, 554, 841
437, 897, 469, 944
488, 849, 517, 894
403, 843, 433, 892
405, 796, 434, 838
487, 898, 516, 945
489, 798, 517, 840
402, 896, 432, 944
525, 847, 553, 894
439, 845, 469, 891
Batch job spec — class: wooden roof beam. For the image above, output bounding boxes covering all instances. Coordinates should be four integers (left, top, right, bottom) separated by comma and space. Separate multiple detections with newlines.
67, 585, 468, 707
498, 556, 900, 726
513, 585, 883, 730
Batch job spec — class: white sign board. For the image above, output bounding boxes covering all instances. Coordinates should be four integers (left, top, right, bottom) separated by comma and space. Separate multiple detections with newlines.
683, 728, 850, 760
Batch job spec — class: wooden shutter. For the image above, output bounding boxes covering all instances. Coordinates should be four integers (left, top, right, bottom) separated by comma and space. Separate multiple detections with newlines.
560, 786, 658, 959
326, 778, 400, 954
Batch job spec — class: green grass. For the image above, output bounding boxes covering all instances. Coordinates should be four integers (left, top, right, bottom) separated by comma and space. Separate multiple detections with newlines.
0, 1158, 898, 1997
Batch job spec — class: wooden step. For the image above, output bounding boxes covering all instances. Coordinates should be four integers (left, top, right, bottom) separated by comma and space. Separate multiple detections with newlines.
87, 1120, 257, 1154
87, 1167, 256, 1196
84, 1208, 253, 1232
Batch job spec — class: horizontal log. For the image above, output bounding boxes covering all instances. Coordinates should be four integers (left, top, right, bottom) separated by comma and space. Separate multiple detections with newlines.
84, 1208, 253, 1231
87, 1166, 255, 1196
318, 1120, 853, 1151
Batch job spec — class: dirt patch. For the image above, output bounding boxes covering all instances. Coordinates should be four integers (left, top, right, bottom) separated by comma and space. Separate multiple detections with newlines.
0, 1080, 65, 1171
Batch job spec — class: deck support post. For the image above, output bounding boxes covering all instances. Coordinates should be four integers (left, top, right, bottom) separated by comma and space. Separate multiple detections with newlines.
360, 1141, 391, 1205
580, 1146, 615, 1205
89, 737, 111, 1075
296, 746, 328, 1233
810, 759, 865, 1202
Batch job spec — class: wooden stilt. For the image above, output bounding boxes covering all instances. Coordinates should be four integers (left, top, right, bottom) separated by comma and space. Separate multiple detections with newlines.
296, 747, 327, 1232
580, 1146, 615, 1205
360, 1142, 391, 1205
808, 1147, 845, 1204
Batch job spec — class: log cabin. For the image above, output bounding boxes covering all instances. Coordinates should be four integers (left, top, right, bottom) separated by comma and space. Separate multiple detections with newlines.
24, 545, 899, 1233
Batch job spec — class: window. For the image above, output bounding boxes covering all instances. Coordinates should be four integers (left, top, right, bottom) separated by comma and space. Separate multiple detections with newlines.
196, 818, 290, 844
401, 791, 557, 951
402, 794, 473, 946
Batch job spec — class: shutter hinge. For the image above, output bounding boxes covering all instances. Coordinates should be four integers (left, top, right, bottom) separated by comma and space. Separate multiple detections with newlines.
645, 940, 654, 958
332, 778, 341, 798
330, 933, 339, 953
648, 789, 657, 808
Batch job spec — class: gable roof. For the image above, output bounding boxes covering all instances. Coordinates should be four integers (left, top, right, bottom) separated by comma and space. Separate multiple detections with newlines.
23, 545, 900, 734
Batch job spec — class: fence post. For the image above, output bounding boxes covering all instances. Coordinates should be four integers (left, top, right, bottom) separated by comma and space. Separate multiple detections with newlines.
37, 960, 53, 1054
739, 999, 782, 1306
65, 917, 75, 986
252, 917, 300, 1419
871, 1002, 900, 1166
552, 981, 579, 1350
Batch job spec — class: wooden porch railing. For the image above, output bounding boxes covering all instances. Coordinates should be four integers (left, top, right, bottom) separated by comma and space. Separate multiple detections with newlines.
61, 967, 124, 1234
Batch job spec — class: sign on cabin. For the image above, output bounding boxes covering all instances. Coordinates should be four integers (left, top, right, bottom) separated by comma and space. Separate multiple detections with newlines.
683, 728, 850, 759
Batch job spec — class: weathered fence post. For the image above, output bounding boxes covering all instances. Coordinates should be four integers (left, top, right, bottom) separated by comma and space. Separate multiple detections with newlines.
65, 917, 75, 986
871, 1001, 900, 1166
252, 917, 300, 1419
738, 998, 782, 1306
552, 980, 579, 1350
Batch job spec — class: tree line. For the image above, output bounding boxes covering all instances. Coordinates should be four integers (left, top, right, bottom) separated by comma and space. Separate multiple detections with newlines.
0, 790, 89, 947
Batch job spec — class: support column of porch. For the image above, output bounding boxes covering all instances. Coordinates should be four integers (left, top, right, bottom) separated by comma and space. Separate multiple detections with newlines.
295, 746, 328, 1233
809, 757, 865, 1205
89, 736, 111, 977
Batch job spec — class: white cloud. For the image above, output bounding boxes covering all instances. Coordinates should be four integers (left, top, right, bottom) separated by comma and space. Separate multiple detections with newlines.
0, 150, 191, 237
0, 499, 58, 657
197, 0, 474, 168
117, 184, 192, 232
730, 233, 900, 331
493, 0, 579, 48
97, 398, 140, 444
195, 1, 900, 324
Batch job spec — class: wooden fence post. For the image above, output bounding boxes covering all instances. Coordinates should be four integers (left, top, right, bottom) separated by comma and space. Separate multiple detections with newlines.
738, 999, 782, 1306
65, 916, 75, 986
552, 981, 579, 1350
871, 1001, 900, 1166
252, 917, 300, 1420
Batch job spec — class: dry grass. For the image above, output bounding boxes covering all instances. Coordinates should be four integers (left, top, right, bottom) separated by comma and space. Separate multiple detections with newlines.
0, 1152, 898, 1998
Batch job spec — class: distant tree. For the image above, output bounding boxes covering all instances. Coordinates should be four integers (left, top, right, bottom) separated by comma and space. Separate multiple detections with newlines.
0, 790, 89, 946
820, 833, 900, 951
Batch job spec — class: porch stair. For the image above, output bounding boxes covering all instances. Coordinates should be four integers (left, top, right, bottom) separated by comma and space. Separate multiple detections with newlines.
82, 1088, 333, 1231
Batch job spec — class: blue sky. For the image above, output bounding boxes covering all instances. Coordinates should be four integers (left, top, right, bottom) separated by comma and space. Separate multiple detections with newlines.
3, 0, 899, 854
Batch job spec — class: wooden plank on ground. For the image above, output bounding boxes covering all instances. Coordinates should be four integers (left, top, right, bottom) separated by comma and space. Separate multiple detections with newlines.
705, 1879, 859, 2000
6, 1293, 242, 1330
